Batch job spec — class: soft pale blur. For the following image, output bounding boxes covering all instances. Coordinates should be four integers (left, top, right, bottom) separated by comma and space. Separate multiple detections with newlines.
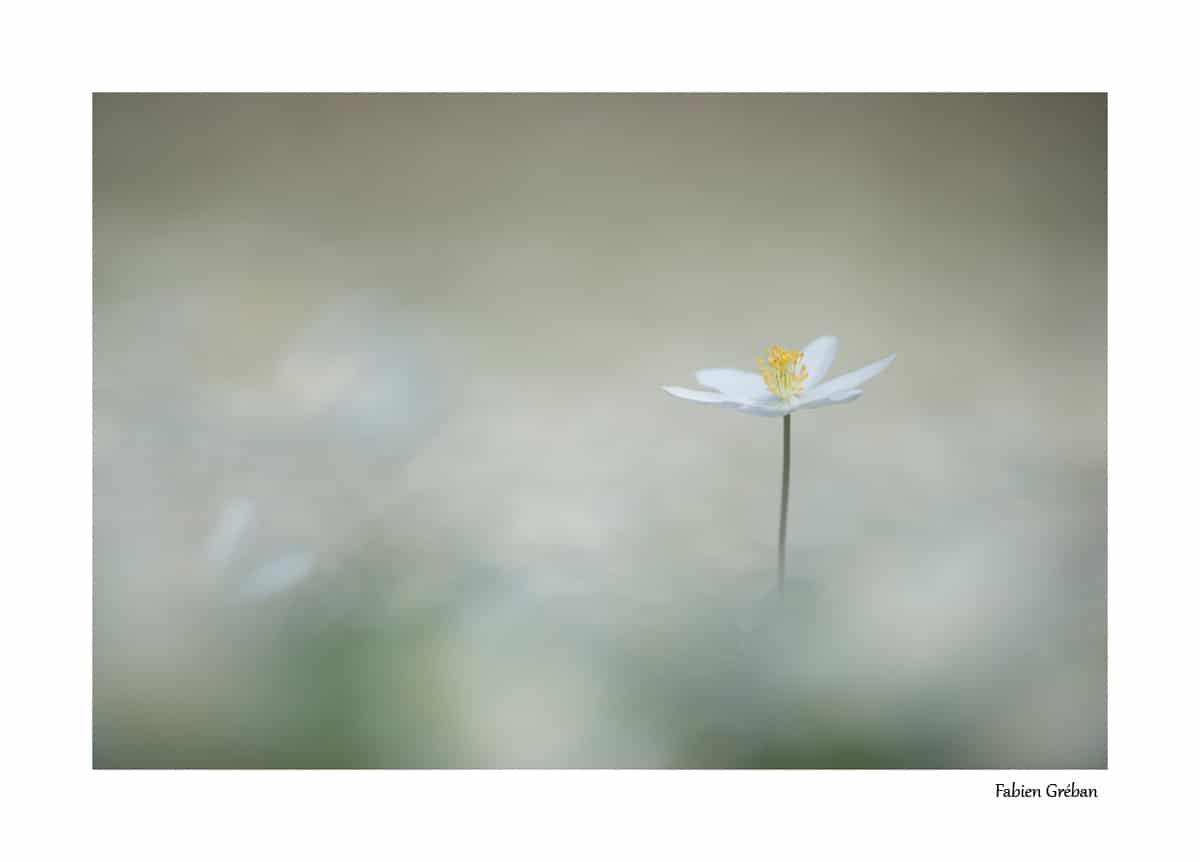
94, 94, 1105, 768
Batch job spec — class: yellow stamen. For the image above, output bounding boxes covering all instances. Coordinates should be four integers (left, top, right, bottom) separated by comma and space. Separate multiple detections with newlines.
757, 344, 807, 396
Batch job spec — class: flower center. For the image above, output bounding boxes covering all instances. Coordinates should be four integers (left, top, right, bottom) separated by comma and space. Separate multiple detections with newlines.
757, 344, 808, 397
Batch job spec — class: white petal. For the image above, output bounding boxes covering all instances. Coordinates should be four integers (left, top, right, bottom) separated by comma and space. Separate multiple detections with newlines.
695, 368, 769, 401
735, 400, 792, 417
796, 353, 896, 404
662, 385, 738, 406
793, 388, 864, 410
799, 336, 838, 385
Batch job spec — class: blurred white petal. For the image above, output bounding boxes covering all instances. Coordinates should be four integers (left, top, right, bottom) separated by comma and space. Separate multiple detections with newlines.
205, 498, 257, 570
239, 551, 316, 599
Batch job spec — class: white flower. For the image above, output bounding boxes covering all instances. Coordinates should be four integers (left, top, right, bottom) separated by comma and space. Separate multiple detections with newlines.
662, 336, 895, 417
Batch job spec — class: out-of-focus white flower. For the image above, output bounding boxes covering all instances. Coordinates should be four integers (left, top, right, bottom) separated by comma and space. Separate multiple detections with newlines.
663, 336, 895, 417
240, 551, 316, 599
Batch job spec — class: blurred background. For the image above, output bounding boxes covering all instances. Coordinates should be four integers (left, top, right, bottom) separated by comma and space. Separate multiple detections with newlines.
93, 94, 1106, 768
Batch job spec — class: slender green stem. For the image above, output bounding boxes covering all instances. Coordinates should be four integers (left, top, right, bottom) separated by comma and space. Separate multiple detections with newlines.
777, 413, 791, 593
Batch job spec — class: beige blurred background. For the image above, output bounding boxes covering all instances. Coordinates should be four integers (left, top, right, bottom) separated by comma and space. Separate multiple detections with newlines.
94, 94, 1105, 768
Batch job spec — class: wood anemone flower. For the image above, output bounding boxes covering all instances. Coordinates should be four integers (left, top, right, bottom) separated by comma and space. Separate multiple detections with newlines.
662, 336, 895, 593
662, 336, 895, 416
